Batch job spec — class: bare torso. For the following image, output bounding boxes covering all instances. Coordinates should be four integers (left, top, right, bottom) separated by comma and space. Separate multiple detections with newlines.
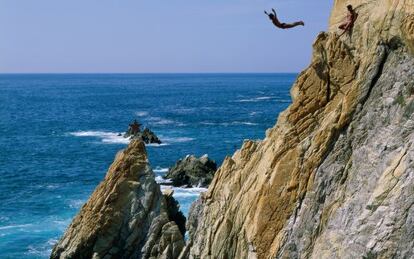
272, 18, 284, 28
346, 11, 357, 26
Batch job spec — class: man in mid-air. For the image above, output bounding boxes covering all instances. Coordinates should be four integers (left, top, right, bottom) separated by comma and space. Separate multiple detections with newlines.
338, 5, 358, 36
264, 8, 304, 29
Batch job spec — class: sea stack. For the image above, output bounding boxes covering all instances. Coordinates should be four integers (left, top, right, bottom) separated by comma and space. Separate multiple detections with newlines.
51, 140, 184, 259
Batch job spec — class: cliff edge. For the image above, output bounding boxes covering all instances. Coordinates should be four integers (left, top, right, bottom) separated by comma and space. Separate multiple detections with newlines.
184, 1, 414, 258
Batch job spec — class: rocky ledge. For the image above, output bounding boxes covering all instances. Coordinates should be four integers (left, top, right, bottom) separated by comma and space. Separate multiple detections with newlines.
51, 140, 184, 259
164, 155, 217, 188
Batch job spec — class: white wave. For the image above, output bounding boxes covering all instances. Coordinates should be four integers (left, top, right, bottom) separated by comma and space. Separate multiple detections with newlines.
69, 131, 129, 144
34, 184, 60, 190
68, 199, 86, 209
0, 216, 9, 222
70, 131, 193, 146
145, 116, 186, 126
232, 121, 258, 126
0, 224, 33, 230
255, 96, 273, 100
234, 96, 276, 103
101, 136, 130, 144
52, 218, 72, 227
136, 111, 149, 117
249, 111, 261, 116
153, 167, 169, 174
155, 176, 172, 184
70, 131, 111, 137
172, 108, 196, 114
146, 117, 175, 125
154, 119, 176, 125
48, 238, 59, 245
199, 122, 216, 126
146, 143, 170, 147
200, 121, 258, 126
161, 137, 195, 143
26, 238, 58, 257
160, 186, 208, 198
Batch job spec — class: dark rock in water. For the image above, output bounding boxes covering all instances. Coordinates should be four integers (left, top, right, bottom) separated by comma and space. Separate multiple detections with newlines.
140, 128, 162, 144
165, 155, 217, 188
124, 126, 162, 145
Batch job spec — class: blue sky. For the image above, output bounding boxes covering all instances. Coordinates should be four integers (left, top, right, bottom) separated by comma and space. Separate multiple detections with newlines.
0, 0, 333, 73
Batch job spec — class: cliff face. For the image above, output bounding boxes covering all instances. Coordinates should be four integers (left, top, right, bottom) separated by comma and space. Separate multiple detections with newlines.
51, 140, 185, 259
185, 1, 414, 258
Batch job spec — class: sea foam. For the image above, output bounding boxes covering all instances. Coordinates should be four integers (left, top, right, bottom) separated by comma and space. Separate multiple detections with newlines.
70, 131, 193, 146
200, 121, 258, 126
234, 96, 276, 103
69, 131, 129, 144
136, 111, 149, 117
153, 167, 169, 174
160, 186, 208, 198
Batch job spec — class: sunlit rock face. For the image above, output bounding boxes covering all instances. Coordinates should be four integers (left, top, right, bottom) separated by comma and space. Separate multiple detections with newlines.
51, 140, 185, 259
183, 1, 414, 258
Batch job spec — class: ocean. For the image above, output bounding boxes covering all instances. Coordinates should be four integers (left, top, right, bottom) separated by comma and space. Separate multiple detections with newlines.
0, 73, 294, 258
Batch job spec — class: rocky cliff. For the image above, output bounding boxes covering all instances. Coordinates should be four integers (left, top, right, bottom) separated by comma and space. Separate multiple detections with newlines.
52, 1, 414, 258
51, 140, 185, 259
184, 1, 414, 258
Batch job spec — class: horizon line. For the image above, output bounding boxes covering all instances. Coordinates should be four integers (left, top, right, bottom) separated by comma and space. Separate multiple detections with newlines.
0, 72, 299, 75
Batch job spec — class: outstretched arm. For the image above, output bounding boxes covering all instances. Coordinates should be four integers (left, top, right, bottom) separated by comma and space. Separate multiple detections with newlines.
264, 10, 269, 16
272, 8, 277, 18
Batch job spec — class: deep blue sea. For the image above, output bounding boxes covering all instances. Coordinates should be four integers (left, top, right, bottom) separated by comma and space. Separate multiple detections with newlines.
0, 74, 294, 258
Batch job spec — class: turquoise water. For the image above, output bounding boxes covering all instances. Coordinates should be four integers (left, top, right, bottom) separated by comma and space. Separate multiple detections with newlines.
0, 74, 294, 258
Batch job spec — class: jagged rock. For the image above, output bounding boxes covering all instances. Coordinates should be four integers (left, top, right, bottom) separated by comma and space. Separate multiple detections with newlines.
183, 1, 414, 258
164, 155, 217, 188
162, 189, 186, 236
140, 128, 162, 144
177, 198, 203, 258
50, 140, 184, 259
124, 127, 162, 145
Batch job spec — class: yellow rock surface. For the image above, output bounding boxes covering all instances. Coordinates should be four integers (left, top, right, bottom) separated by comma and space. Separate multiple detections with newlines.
185, 1, 414, 258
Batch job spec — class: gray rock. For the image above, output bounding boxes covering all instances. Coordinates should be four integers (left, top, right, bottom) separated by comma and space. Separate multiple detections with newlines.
124, 124, 162, 145
164, 155, 217, 188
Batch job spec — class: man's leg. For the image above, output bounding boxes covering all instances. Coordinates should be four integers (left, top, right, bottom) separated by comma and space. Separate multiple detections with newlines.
281, 21, 304, 29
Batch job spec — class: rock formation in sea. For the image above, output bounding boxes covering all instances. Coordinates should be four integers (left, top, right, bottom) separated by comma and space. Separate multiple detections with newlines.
164, 155, 217, 188
183, 1, 414, 258
139, 128, 162, 145
53, 0, 414, 258
124, 122, 162, 145
50, 140, 184, 259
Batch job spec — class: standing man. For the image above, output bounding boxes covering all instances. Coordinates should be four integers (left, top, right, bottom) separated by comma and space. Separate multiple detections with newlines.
338, 5, 358, 36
